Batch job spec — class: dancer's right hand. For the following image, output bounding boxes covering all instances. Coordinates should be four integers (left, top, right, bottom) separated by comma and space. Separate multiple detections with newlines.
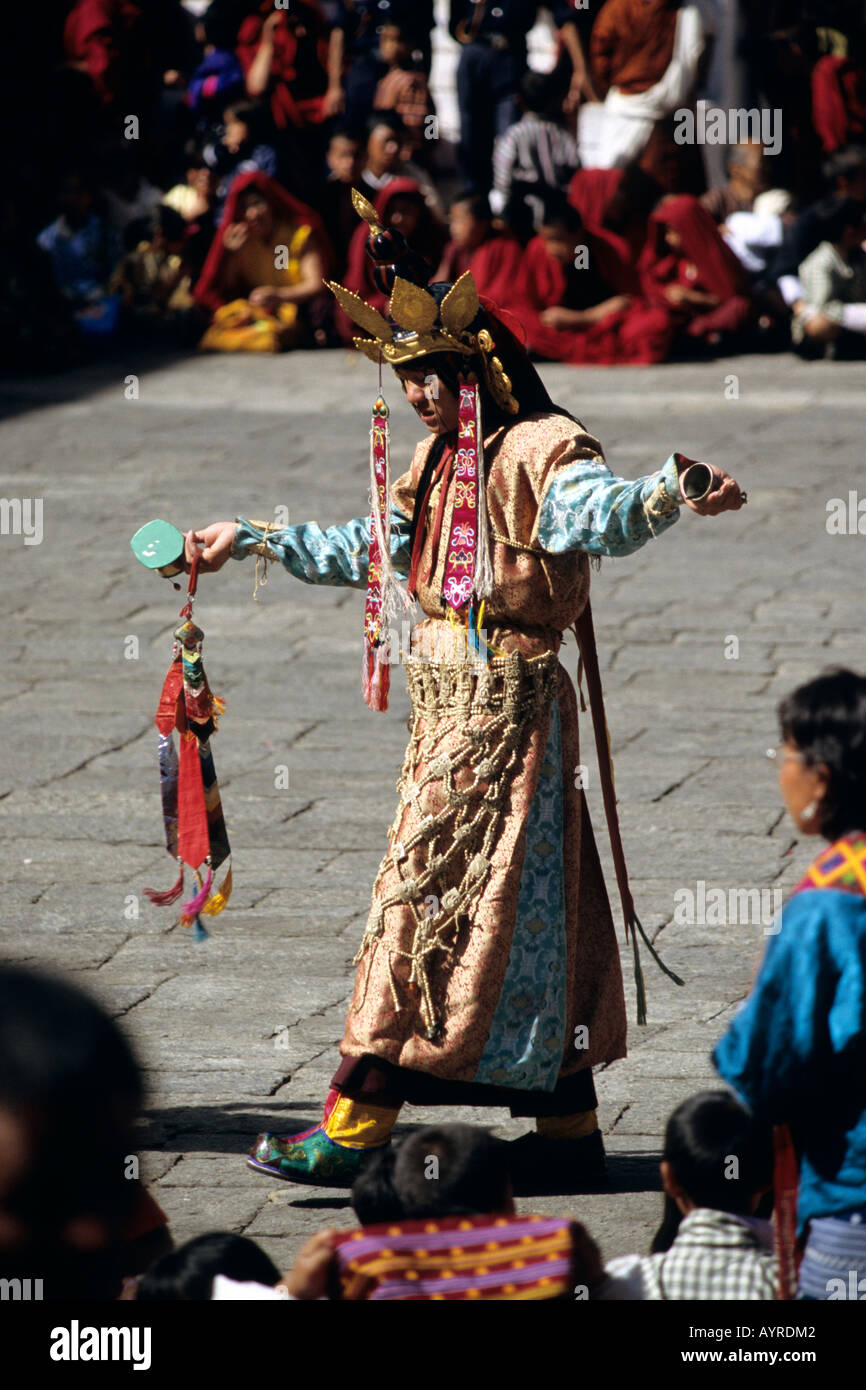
183, 522, 236, 573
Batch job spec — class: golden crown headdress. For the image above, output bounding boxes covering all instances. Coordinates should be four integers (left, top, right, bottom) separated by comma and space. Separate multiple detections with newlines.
326, 189, 518, 414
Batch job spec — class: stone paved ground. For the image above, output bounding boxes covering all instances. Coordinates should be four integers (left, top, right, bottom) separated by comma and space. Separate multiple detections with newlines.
1, 349, 864, 1275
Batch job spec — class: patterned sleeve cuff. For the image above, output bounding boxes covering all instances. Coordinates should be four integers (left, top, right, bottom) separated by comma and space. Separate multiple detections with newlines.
642, 455, 684, 534
230, 517, 281, 561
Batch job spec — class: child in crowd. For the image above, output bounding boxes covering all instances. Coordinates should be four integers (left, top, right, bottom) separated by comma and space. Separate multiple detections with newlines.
0, 965, 170, 1300
791, 197, 866, 356
593, 1092, 776, 1300
315, 127, 363, 274
491, 69, 580, 219
37, 170, 119, 304
109, 205, 198, 340
334, 1125, 599, 1300
357, 111, 442, 217
36, 169, 123, 337
715, 669, 866, 1299
162, 151, 218, 276
435, 190, 495, 281
137, 1230, 341, 1301
373, 23, 435, 159
100, 144, 164, 236
206, 99, 280, 219
187, 8, 245, 127
433, 190, 525, 307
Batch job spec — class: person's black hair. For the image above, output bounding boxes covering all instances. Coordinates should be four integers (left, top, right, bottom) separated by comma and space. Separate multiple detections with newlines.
329, 124, 362, 147
822, 196, 866, 243
137, 1232, 281, 1300
366, 108, 406, 139
203, 5, 240, 50
520, 68, 567, 119
389, 1124, 511, 1219
538, 188, 582, 234
650, 1194, 683, 1253
662, 1091, 773, 1217
0, 966, 143, 1240
350, 1144, 403, 1224
777, 667, 866, 839
224, 98, 271, 146
823, 143, 866, 187
450, 188, 491, 222
156, 204, 188, 243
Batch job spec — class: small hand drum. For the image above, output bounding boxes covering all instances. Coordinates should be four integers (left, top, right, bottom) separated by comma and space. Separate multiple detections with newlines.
130, 520, 186, 577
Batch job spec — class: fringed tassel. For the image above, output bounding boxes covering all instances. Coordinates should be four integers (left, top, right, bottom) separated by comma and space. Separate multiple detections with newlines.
471, 383, 495, 602
180, 864, 213, 924
210, 693, 226, 728
362, 637, 390, 712
192, 917, 210, 942
201, 863, 232, 916
144, 861, 184, 906
629, 907, 685, 1027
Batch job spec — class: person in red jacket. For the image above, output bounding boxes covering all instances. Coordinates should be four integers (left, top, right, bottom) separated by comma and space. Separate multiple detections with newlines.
517, 191, 674, 364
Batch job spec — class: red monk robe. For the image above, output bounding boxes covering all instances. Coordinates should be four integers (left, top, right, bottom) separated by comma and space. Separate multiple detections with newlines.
639, 195, 754, 345
515, 224, 673, 365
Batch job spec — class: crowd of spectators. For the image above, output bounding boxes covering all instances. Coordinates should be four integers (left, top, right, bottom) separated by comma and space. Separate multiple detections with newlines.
9, 2, 866, 370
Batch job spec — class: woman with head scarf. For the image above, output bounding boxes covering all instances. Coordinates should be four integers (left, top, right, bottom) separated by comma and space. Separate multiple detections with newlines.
180, 189, 746, 1193
639, 194, 755, 349
193, 171, 332, 350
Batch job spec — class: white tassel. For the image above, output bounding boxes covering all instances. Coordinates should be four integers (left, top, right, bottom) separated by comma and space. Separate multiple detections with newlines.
472, 384, 495, 601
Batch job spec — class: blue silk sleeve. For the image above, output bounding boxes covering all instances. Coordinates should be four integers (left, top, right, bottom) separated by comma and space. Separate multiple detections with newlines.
230, 504, 413, 589
537, 453, 685, 558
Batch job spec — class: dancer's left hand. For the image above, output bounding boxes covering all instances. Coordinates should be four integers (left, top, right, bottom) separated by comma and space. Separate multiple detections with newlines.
679, 462, 747, 515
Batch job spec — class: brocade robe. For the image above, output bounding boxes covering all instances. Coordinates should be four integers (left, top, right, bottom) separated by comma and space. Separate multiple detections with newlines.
232, 411, 685, 1090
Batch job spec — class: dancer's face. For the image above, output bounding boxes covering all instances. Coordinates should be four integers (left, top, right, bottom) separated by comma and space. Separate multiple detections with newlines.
396, 366, 460, 434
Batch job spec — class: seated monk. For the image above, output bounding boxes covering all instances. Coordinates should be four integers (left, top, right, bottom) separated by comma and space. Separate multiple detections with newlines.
516, 192, 674, 365
193, 171, 332, 351
567, 165, 661, 266
639, 194, 754, 350
433, 190, 525, 309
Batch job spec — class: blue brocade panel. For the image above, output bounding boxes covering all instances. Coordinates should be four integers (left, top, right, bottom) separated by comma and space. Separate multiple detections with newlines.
473, 698, 568, 1092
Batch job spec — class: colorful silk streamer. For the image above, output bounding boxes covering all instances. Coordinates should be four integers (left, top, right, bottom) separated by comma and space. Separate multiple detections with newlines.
144, 572, 231, 937
363, 394, 393, 712
442, 380, 480, 613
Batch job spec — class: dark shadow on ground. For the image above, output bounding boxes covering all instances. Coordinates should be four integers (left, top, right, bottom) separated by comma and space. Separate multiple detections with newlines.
0, 346, 198, 424
137, 1103, 663, 1195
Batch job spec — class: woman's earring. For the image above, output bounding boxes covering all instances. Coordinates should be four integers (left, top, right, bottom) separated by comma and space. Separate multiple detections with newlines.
802, 800, 818, 822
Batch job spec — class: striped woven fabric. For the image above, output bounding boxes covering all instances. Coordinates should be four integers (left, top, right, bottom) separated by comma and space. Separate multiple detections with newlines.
334, 1213, 578, 1301
793, 832, 866, 898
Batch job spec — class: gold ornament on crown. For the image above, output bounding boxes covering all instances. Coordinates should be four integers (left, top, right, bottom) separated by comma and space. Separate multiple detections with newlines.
325, 189, 519, 414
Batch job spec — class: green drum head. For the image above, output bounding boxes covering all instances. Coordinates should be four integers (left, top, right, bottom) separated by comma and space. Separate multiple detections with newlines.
130, 520, 186, 575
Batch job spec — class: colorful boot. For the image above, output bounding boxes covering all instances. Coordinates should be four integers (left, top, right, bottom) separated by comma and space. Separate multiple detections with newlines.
507, 1110, 607, 1197
247, 1089, 399, 1187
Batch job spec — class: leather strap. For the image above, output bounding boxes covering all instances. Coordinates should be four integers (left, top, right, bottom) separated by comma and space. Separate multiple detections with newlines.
574, 599, 685, 1023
